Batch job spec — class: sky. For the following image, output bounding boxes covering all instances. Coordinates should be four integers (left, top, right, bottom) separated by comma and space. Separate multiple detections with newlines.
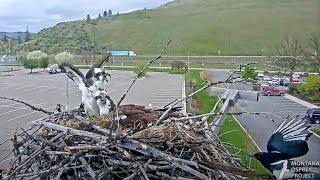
0, 0, 173, 32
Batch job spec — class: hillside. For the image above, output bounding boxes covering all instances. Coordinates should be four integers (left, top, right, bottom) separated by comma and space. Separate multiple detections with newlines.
19, 0, 320, 55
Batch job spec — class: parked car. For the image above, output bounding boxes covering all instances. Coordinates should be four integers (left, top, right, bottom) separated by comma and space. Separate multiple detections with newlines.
270, 77, 281, 86
291, 74, 300, 84
263, 76, 271, 81
280, 77, 290, 86
305, 108, 320, 124
260, 86, 285, 96
257, 72, 264, 78
49, 64, 64, 74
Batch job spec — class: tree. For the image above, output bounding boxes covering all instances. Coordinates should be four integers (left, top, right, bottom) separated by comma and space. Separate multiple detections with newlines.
98, 14, 101, 19
108, 10, 112, 16
103, 11, 108, 17
18, 35, 22, 44
307, 33, 320, 73
171, 60, 186, 71
3, 35, 8, 42
25, 27, 30, 42
86, 14, 91, 22
24, 50, 47, 73
55, 51, 74, 64
242, 65, 257, 81
38, 57, 49, 71
274, 36, 305, 80
17, 51, 27, 64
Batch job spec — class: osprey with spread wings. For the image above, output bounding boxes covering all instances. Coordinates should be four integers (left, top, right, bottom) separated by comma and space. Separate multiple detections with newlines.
60, 54, 183, 122
60, 54, 113, 117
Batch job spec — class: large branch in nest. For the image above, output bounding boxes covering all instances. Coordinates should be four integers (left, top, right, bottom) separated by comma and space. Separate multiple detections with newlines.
0, 96, 53, 115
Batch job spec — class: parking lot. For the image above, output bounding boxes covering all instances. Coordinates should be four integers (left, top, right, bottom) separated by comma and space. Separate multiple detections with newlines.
211, 69, 320, 173
235, 95, 320, 173
0, 69, 183, 168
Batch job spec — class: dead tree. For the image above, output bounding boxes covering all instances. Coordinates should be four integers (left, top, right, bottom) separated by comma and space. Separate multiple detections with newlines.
307, 33, 320, 73
273, 36, 305, 80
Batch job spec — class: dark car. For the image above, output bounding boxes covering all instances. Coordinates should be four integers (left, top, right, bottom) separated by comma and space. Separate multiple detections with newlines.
305, 108, 320, 124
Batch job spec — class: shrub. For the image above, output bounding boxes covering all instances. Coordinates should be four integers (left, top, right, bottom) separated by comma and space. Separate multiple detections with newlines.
171, 60, 186, 71
134, 61, 148, 76
55, 51, 74, 64
289, 75, 320, 102
200, 71, 211, 82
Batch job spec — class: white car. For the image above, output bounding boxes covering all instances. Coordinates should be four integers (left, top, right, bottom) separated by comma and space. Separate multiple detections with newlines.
257, 72, 264, 78
263, 76, 271, 81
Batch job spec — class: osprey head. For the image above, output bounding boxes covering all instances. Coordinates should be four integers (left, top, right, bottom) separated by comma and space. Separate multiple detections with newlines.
94, 68, 111, 82
94, 88, 115, 115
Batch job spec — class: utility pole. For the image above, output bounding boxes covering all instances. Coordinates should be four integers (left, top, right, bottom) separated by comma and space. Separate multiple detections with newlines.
187, 52, 190, 70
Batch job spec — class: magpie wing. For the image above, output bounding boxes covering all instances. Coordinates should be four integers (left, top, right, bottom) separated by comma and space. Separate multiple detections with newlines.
267, 117, 312, 157
85, 53, 111, 80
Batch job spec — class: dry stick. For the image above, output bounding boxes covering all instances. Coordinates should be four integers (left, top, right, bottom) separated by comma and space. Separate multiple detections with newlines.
117, 40, 172, 107
0, 96, 53, 115
167, 111, 284, 123
36, 121, 109, 141
157, 62, 258, 125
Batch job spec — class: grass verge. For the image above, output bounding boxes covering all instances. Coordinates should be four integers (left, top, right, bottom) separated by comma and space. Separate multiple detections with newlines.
218, 115, 271, 175
186, 71, 218, 118
310, 127, 320, 136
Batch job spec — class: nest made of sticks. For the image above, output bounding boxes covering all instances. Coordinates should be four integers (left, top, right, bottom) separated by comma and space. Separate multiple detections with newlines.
1, 111, 274, 180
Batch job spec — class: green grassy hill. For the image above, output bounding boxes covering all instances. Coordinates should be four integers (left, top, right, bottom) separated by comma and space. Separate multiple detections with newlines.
19, 0, 320, 55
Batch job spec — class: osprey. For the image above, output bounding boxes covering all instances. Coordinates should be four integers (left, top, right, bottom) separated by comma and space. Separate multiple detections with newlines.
252, 117, 312, 179
60, 54, 111, 117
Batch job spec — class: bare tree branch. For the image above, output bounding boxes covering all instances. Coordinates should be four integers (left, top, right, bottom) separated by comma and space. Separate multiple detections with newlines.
0, 96, 53, 115
117, 40, 172, 107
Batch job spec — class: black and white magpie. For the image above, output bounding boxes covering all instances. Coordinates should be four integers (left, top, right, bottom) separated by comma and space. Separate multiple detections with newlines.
252, 117, 313, 179
60, 54, 111, 117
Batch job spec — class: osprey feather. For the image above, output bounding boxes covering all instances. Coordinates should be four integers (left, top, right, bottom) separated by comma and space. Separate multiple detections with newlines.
60, 53, 111, 116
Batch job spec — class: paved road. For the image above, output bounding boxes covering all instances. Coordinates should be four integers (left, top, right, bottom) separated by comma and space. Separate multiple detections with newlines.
211, 70, 320, 173
0, 69, 183, 168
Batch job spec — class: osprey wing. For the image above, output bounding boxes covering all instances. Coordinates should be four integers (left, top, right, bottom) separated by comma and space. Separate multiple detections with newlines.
61, 62, 86, 87
86, 53, 111, 80
267, 117, 312, 158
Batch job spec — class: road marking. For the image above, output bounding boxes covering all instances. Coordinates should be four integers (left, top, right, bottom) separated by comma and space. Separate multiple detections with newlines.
7, 111, 38, 122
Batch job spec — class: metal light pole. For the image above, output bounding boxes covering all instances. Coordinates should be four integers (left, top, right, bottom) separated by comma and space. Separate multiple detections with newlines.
66, 75, 69, 111
65, 50, 70, 111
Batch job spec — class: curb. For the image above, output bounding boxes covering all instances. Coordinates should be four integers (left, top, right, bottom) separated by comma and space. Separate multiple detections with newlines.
182, 78, 187, 115
231, 115, 262, 152
284, 94, 319, 108
308, 129, 320, 139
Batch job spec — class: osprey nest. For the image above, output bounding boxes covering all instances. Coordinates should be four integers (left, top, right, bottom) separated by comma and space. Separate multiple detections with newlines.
2, 110, 273, 179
